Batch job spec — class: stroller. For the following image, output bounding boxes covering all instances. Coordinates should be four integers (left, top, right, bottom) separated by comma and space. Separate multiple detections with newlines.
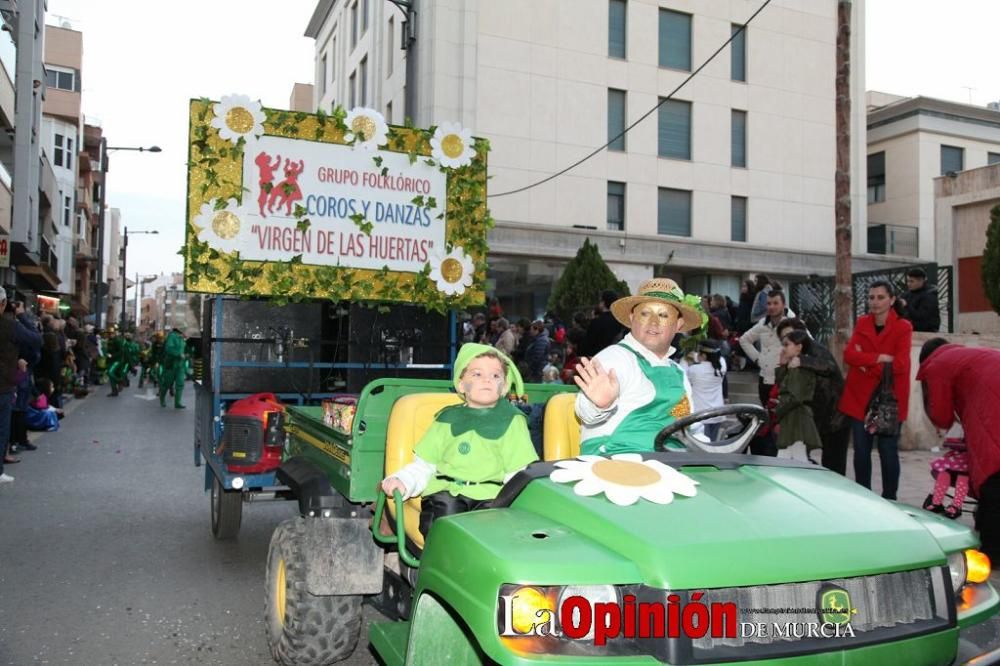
922, 436, 974, 520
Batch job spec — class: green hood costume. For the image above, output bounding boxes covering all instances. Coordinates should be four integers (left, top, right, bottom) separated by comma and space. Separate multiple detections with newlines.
413, 343, 536, 500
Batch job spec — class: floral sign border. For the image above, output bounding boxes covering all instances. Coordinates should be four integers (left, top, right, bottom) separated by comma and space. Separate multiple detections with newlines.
184, 97, 491, 309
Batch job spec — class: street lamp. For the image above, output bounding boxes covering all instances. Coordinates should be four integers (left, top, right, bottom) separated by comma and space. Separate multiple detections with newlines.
120, 227, 159, 330
93, 141, 162, 329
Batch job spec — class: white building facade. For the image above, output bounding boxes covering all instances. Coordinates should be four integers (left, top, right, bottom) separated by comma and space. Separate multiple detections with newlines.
307, 0, 882, 315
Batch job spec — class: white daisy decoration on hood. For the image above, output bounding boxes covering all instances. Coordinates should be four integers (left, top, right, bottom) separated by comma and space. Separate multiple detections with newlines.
343, 107, 389, 150
210, 94, 266, 145
549, 454, 699, 506
428, 246, 475, 296
430, 122, 477, 169
193, 198, 245, 255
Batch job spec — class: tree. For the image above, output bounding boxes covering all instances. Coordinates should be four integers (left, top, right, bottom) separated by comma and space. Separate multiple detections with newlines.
832, 0, 853, 366
983, 205, 1000, 316
547, 239, 629, 322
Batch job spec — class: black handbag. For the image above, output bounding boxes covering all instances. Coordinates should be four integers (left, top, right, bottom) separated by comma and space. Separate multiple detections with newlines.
864, 364, 900, 437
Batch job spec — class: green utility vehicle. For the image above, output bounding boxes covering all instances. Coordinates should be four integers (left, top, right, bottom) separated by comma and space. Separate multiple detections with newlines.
264, 381, 1000, 666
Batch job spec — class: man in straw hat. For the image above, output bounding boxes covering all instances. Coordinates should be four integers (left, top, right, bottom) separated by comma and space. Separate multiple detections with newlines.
574, 278, 703, 455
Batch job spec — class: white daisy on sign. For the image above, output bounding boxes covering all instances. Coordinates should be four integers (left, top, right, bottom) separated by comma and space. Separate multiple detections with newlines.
193, 198, 245, 255
210, 94, 266, 145
427, 246, 474, 296
430, 122, 477, 168
549, 454, 699, 506
343, 107, 389, 150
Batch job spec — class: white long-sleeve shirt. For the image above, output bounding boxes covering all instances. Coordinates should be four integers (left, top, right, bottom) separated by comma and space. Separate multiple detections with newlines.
739, 308, 795, 385
575, 334, 694, 450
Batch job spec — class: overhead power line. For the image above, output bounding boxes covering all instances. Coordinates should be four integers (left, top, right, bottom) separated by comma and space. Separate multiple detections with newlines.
488, 0, 774, 199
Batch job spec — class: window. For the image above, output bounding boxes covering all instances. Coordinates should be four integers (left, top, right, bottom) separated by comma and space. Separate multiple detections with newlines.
731, 24, 746, 82
989, 152, 1000, 166
731, 109, 746, 167
66, 137, 73, 169
319, 54, 327, 96
362, 0, 369, 33
607, 89, 626, 151
45, 66, 75, 91
867, 151, 886, 203
387, 17, 394, 76
351, 2, 358, 48
53, 133, 64, 167
658, 99, 691, 160
359, 57, 368, 106
941, 145, 964, 175
330, 34, 337, 82
63, 195, 72, 227
658, 188, 691, 237
658, 9, 691, 70
607, 182, 626, 231
608, 0, 626, 59
349, 71, 356, 108
731, 196, 747, 242
386, 101, 393, 124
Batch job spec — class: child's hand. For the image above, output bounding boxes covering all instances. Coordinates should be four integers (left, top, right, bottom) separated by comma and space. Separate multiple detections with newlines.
788, 356, 801, 369
381, 477, 407, 497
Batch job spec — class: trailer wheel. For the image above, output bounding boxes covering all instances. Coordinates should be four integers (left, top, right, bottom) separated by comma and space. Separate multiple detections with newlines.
210, 475, 242, 539
266, 517, 362, 666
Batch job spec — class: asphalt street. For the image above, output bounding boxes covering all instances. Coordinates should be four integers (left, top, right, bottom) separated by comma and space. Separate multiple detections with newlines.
1, 381, 999, 665
0, 384, 379, 666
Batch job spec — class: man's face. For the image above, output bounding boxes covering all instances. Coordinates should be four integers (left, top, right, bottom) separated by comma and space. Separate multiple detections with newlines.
460, 355, 506, 408
629, 302, 682, 357
906, 276, 925, 291
766, 295, 785, 318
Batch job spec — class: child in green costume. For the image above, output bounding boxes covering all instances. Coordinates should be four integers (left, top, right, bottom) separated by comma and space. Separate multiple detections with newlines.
380, 343, 537, 536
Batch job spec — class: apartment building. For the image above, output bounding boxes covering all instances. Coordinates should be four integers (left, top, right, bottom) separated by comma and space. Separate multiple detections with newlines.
867, 92, 1000, 261
307, 0, 885, 314
41, 23, 82, 297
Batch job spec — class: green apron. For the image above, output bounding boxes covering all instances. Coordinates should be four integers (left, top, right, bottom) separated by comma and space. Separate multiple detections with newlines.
581, 344, 689, 455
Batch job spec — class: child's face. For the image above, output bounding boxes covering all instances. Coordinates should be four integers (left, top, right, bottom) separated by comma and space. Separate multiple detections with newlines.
780, 337, 802, 363
460, 356, 506, 408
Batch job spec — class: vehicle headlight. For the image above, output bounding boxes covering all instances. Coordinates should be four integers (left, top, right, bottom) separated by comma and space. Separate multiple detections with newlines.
948, 549, 992, 592
949, 551, 968, 591
557, 585, 619, 641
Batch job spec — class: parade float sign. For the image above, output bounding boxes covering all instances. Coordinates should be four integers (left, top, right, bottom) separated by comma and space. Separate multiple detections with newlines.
184, 96, 491, 308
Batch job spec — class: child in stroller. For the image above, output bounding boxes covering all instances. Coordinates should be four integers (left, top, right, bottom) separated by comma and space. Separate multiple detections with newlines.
923, 436, 970, 519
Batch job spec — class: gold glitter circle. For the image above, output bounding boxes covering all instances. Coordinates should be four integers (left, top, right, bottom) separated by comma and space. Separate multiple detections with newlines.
225, 107, 255, 134
591, 460, 660, 487
441, 134, 464, 159
212, 210, 241, 239
440, 258, 464, 283
351, 116, 376, 141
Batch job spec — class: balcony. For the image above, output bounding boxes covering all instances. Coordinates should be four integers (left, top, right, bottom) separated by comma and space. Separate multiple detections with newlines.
868, 224, 919, 257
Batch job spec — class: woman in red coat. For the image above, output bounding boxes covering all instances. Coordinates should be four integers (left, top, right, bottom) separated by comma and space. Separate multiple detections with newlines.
917, 339, 1000, 561
837, 280, 913, 500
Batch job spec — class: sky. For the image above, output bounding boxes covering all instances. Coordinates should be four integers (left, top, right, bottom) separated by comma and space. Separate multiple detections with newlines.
44, 0, 1000, 299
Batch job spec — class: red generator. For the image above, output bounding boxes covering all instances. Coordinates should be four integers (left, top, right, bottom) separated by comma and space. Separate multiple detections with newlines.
218, 393, 286, 474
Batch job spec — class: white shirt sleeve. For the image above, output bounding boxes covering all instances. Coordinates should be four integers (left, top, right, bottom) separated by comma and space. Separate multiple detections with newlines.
739, 321, 763, 362
386, 455, 437, 500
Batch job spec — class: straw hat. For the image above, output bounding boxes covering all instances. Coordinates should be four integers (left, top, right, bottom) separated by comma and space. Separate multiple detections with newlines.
609, 278, 703, 333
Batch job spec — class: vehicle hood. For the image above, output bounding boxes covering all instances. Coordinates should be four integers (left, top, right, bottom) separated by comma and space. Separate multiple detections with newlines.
512, 461, 955, 590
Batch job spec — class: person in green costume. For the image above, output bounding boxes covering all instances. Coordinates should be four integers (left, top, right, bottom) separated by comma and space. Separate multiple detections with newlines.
123, 333, 141, 386
148, 330, 165, 388
574, 278, 704, 455
380, 343, 537, 536
158, 328, 187, 409
105, 327, 127, 397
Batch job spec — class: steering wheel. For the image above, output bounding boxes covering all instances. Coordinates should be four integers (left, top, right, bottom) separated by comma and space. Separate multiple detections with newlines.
653, 404, 768, 454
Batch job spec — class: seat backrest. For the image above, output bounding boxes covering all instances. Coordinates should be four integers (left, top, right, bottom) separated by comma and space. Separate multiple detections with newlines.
385, 392, 464, 478
384, 392, 463, 550
543, 392, 582, 461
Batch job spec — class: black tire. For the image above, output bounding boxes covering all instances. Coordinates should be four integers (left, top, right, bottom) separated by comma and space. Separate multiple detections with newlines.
210, 475, 242, 539
266, 517, 362, 666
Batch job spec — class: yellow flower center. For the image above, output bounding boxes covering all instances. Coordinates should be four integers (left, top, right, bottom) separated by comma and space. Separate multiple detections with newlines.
212, 210, 241, 239
591, 460, 661, 487
441, 133, 465, 159
440, 257, 464, 283
225, 107, 255, 134
351, 116, 376, 141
